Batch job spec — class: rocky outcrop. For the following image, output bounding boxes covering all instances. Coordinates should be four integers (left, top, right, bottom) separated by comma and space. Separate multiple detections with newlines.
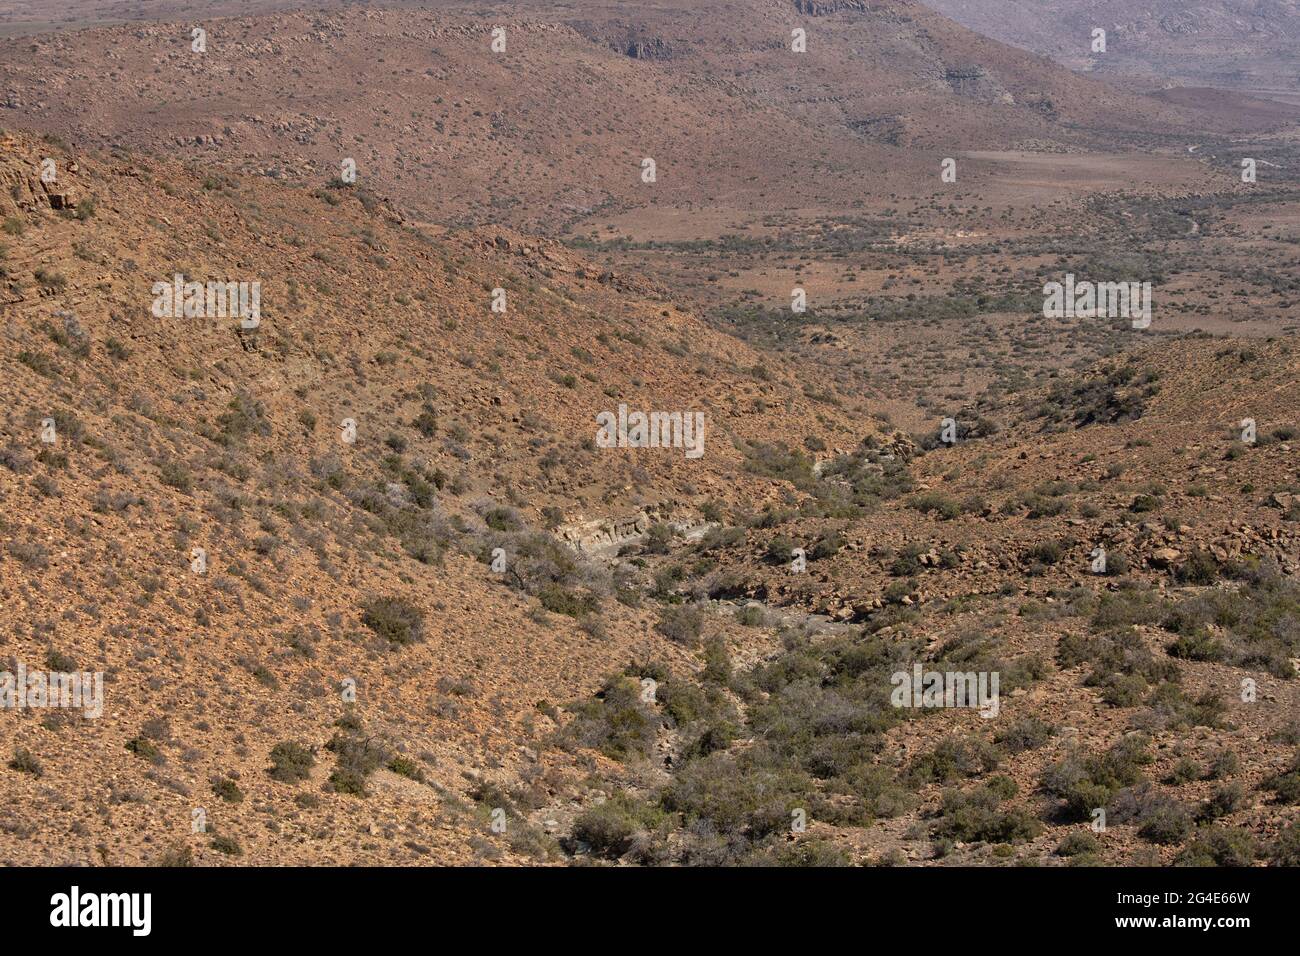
558, 512, 653, 554
557, 504, 704, 556
861, 430, 919, 463
0, 139, 79, 217
794, 0, 872, 15
944, 66, 1012, 102
624, 37, 673, 61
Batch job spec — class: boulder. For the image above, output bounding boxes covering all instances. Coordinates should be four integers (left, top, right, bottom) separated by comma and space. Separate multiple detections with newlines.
1149, 547, 1181, 568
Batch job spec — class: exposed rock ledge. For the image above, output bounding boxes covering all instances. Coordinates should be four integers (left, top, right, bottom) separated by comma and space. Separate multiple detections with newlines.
558, 504, 705, 556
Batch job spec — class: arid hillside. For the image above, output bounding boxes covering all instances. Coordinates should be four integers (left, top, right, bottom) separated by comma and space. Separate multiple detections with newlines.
4, 124, 1300, 867
0, 127, 872, 864
1, 0, 1288, 238
1, 1, 1299, 872
529, 333, 1300, 866
923, 0, 1300, 101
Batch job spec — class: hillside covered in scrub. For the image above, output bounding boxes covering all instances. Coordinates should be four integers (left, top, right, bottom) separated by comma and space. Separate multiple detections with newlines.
0, 128, 869, 864
2, 0, 1300, 870
4, 125, 1300, 866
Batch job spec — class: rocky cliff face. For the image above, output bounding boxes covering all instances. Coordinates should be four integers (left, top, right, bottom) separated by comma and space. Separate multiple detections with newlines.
624, 37, 674, 60
0, 138, 80, 216
794, 0, 872, 15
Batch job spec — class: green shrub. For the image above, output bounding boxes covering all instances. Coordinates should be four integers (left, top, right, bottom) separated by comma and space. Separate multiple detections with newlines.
752, 839, 851, 867
1207, 749, 1241, 780
1174, 549, 1219, 585
212, 778, 244, 803
808, 532, 844, 560
1091, 590, 1167, 630
764, 535, 795, 565
1264, 751, 1300, 804
217, 393, 271, 444
34, 268, 66, 289
1174, 826, 1257, 866
562, 675, 661, 760
931, 779, 1041, 845
570, 794, 666, 859
8, 748, 43, 777
538, 584, 598, 617
1040, 735, 1152, 821
656, 604, 706, 645
1102, 551, 1130, 575
1144, 683, 1227, 730
1167, 757, 1203, 785
155, 844, 195, 867
906, 736, 1000, 786
45, 648, 77, 671
908, 491, 962, 520
387, 755, 425, 781
484, 506, 522, 532
1271, 820, 1300, 865
1056, 830, 1101, 857
328, 766, 368, 795
412, 408, 438, 437
1167, 630, 1226, 663
268, 742, 315, 784
325, 722, 391, 797
888, 542, 929, 577
661, 749, 814, 841
994, 717, 1055, 754
209, 834, 243, 856
643, 522, 675, 554
361, 595, 425, 646
1198, 782, 1246, 822
1034, 364, 1148, 427
159, 461, 193, 492
1162, 566, 1300, 678
1025, 540, 1063, 566
125, 737, 162, 762
741, 442, 815, 488
1137, 801, 1193, 845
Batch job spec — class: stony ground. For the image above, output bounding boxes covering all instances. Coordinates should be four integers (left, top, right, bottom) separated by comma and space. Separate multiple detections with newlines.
1, 0, 1299, 867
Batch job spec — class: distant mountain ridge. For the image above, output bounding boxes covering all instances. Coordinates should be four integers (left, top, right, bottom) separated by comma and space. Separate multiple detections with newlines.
920, 0, 1300, 99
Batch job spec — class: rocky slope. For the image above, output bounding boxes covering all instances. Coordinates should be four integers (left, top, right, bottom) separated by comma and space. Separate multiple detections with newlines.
1, 0, 1285, 238
0, 128, 864, 864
